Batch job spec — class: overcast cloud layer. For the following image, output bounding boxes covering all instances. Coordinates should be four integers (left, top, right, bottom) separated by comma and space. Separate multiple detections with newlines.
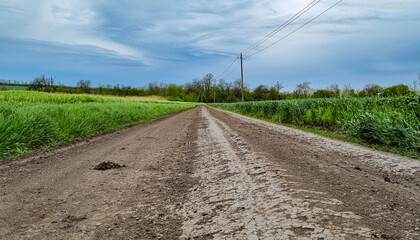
0, 0, 419, 90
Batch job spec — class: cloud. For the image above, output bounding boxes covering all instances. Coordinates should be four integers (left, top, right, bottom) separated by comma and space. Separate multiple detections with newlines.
0, 0, 418, 89
0, 0, 148, 64
3, 0, 418, 60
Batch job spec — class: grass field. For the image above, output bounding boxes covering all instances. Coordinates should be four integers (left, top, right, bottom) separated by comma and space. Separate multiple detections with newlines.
0, 91, 196, 160
125, 95, 168, 101
211, 96, 420, 158
0, 85, 28, 90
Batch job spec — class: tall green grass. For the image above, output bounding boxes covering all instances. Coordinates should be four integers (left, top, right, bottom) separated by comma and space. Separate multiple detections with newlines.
0, 91, 196, 160
211, 96, 419, 158
0, 91, 177, 104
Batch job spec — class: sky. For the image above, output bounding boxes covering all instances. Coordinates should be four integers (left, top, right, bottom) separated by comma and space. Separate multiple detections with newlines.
0, 0, 419, 91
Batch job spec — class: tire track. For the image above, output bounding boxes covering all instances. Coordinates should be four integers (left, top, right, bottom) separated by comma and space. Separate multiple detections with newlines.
180, 107, 372, 239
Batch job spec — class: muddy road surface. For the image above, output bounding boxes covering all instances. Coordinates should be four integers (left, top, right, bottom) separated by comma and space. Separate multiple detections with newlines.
1, 106, 419, 239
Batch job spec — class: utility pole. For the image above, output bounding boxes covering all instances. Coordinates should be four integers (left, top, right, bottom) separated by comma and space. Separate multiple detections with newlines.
240, 53, 244, 102
213, 78, 216, 103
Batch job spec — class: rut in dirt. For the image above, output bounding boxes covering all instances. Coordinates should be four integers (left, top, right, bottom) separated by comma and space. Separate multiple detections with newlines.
179, 107, 372, 239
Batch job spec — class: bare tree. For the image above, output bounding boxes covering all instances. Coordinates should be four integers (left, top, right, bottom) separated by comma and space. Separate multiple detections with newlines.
411, 74, 419, 93
329, 84, 340, 97
76, 80, 91, 88
342, 84, 355, 97
295, 81, 311, 96
29, 75, 54, 90
274, 81, 284, 93
201, 73, 213, 103
224, 81, 232, 92
233, 79, 242, 90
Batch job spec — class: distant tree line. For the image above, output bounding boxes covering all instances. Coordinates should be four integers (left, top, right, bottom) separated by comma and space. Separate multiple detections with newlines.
3, 74, 419, 102
0, 79, 30, 85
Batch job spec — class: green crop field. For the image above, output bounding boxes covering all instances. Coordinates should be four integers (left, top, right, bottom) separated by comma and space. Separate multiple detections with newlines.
0, 91, 197, 160
211, 96, 420, 158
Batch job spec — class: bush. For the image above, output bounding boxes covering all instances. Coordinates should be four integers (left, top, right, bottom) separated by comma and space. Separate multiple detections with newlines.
211, 96, 420, 157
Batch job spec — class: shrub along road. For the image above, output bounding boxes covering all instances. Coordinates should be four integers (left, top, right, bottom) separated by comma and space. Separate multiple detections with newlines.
0, 106, 419, 239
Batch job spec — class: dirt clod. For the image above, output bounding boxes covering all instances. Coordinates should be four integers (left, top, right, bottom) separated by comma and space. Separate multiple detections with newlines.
62, 215, 87, 223
94, 161, 125, 171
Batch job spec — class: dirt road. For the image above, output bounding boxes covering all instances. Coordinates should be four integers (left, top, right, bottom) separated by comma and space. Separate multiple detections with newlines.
1, 106, 419, 239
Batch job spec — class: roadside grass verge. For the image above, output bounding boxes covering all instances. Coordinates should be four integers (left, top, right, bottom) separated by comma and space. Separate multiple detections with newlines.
0, 91, 196, 160
211, 96, 419, 159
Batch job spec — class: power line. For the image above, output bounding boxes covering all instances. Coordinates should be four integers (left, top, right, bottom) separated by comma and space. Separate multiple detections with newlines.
245, 0, 343, 59
215, 56, 239, 79
242, 0, 320, 54
213, 0, 343, 103
242, 0, 319, 54
226, 61, 241, 80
